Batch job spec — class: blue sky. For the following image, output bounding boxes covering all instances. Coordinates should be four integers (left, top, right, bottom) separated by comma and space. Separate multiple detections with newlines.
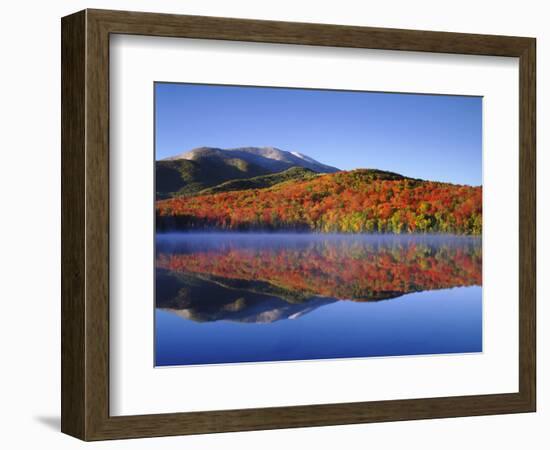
155, 83, 482, 186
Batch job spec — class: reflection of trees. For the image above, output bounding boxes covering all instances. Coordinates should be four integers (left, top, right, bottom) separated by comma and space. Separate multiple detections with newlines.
156, 240, 481, 301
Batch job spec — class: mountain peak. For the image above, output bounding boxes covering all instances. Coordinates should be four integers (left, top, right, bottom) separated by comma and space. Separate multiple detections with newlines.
163, 146, 340, 174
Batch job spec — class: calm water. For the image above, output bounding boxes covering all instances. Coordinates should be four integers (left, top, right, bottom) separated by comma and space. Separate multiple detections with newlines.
155, 233, 482, 366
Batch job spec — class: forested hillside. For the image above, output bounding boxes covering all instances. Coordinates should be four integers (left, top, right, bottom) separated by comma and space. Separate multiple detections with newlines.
156, 169, 482, 234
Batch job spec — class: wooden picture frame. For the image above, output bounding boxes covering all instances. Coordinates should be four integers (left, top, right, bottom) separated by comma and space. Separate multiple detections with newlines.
61, 9, 536, 441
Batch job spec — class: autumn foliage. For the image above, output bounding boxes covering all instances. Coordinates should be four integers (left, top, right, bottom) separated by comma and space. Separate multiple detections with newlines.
157, 239, 481, 301
156, 169, 482, 235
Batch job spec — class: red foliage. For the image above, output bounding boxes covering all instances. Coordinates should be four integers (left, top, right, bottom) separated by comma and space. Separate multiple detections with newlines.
157, 240, 482, 301
156, 170, 482, 234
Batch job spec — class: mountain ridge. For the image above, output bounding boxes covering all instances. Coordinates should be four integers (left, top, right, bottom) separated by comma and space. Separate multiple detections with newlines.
162, 146, 340, 173
156, 146, 340, 199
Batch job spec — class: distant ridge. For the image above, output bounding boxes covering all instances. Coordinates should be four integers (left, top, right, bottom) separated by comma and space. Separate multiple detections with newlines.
163, 146, 340, 174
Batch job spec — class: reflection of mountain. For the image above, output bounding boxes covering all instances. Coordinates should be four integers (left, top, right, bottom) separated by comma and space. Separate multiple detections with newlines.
156, 269, 335, 323
156, 237, 481, 323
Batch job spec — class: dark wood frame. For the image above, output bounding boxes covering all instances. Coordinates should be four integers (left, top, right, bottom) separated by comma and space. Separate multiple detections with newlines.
61, 8, 536, 441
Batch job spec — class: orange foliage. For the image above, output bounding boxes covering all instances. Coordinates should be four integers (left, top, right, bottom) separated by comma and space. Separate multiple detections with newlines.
157, 240, 481, 301
156, 170, 482, 234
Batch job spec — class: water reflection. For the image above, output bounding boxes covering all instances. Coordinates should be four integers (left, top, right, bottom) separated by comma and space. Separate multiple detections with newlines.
155, 233, 481, 324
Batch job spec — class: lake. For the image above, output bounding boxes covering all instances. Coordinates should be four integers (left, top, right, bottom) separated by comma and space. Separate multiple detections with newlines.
155, 233, 482, 366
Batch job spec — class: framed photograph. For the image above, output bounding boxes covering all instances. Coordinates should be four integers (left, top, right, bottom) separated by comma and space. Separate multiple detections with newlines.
61, 9, 536, 440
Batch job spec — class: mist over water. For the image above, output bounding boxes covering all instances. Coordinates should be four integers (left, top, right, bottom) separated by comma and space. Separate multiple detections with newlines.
156, 231, 481, 250
155, 232, 482, 366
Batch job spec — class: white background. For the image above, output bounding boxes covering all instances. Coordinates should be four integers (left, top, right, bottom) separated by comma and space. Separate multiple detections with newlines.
110, 36, 519, 416
0, 0, 547, 449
